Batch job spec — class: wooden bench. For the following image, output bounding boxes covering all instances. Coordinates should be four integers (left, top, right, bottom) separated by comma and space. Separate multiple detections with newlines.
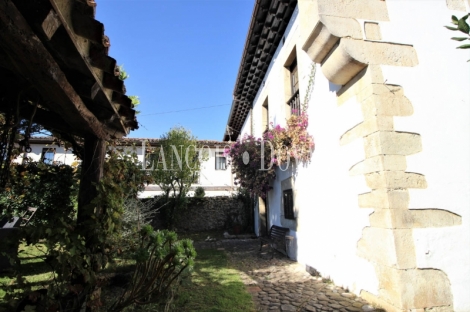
259, 225, 290, 258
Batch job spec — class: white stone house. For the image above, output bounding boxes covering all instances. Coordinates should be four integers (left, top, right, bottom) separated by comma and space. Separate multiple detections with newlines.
16, 137, 236, 198
223, 0, 470, 311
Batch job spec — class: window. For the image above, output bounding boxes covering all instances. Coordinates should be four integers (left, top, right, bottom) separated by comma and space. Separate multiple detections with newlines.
284, 48, 301, 117
215, 152, 226, 170
41, 148, 55, 164
287, 59, 300, 116
289, 60, 299, 95
262, 98, 269, 132
283, 189, 294, 220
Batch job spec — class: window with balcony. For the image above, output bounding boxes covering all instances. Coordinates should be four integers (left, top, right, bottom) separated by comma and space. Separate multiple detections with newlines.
287, 59, 300, 116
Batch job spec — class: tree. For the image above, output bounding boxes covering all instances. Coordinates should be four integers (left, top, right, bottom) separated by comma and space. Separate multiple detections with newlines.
150, 127, 203, 229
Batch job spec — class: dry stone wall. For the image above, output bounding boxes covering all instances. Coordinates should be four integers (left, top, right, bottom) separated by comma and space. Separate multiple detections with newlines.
153, 197, 248, 232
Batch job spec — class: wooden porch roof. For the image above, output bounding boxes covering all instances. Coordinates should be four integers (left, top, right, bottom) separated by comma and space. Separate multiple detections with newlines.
0, 0, 138, 140
223, 0, 297, 141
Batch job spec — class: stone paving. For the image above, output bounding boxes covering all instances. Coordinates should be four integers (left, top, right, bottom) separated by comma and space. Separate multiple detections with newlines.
195, 238, 383, 312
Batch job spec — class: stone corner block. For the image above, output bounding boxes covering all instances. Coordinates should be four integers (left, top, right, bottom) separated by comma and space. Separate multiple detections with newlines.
363, 131, 422, 157
357, 227, 416, 269
340, 117, 394, 146
349, 155, 406, 176
364, 22, 382, 41
358, 189, 410, 209
364, 171, 427, 189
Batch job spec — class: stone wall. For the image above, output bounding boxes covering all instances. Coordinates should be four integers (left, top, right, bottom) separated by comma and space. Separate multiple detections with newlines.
153, 197, 248, 233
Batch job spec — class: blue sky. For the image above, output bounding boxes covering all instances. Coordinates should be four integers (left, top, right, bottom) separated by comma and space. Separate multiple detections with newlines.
95, 0, 254, 141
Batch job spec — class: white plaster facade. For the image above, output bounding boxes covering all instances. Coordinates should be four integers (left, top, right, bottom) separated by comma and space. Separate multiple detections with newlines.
228, 1, 470, 311
16, 138, 236, 198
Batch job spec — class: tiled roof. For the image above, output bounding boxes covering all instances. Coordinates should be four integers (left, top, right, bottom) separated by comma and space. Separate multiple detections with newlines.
223, 0, 297, 141
29, 136, 230, 148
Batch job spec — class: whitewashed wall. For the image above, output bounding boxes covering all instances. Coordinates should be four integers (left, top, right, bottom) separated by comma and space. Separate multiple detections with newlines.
239, 0, 470, 308
14, 143, 78, 165
17, 141, 235, 198
379, 2, 470, 310
138, 143, 235, 198
242, 6, 378, 294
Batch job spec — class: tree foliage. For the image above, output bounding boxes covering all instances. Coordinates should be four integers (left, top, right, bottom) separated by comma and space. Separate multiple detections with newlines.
149, 127, 203, 229
445, 14, 470, 61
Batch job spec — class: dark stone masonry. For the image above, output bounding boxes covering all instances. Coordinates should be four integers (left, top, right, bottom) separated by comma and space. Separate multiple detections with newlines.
154, 196, 248, 232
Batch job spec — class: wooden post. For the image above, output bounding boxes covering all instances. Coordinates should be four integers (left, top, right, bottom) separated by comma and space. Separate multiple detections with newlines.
77, 135, 106, 226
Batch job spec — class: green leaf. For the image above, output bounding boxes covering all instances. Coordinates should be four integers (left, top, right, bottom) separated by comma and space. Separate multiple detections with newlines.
445, 25, 459, 31
451, 37, 469, 41
457, 44, 470, 49
458, 18, 470, 34
452, 15, 459, 25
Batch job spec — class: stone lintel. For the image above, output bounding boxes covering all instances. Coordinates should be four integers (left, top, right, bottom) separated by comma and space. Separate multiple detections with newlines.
358, 189, 410, 209
340, 116, 394, 146
363, 131, 422, 157
365, 171, 427, 189
349, 155, 407, 176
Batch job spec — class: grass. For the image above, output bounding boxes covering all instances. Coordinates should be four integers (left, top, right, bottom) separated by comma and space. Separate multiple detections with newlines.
177, 230, 227, 242
171, 249, 256, 312
1, 236, 256, 312
0, 243, 53, 311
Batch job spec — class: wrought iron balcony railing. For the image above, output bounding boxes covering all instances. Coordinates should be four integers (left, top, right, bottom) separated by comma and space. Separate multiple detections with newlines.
287, 90, 300, 116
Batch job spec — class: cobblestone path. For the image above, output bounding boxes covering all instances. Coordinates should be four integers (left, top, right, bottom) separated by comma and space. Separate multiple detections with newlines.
195, 238, 383, 312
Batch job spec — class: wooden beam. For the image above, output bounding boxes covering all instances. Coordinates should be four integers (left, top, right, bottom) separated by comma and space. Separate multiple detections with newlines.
50, 0, 132, 134
41, 9, 62, 40
77, 135, 106, 222
0, 0, 125, 139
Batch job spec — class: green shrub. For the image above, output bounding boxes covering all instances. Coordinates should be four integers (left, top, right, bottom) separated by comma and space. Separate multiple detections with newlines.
194, 186, 205, 199
109, 226, 196, 312
0, 161, 79, 226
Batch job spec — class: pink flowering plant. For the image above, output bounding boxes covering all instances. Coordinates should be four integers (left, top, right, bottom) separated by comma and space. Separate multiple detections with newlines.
227, 63, 317, 198
226, 113, 314, 199
226, 134, 276, 198
263, 111, 314, 165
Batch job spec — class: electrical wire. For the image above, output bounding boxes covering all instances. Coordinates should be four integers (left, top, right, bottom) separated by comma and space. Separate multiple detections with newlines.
139, 104, 231, 116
